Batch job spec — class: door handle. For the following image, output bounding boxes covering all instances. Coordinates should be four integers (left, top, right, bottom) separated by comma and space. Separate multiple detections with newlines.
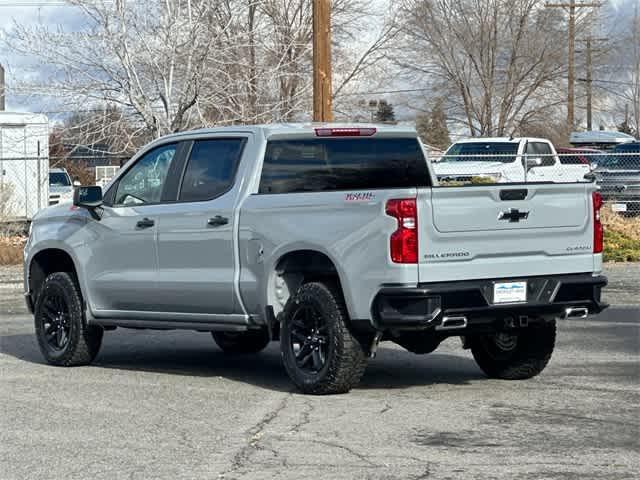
136, 218, 155, 229
207, 215, 229, 227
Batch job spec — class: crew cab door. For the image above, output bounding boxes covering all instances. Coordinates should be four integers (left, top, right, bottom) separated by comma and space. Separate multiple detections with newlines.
153, 137, 247, 315
525, 142, 562, 182
85, 143, 179, 313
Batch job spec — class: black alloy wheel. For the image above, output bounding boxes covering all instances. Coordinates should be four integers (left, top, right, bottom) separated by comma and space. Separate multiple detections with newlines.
40, 293, 72, 351
288, 304, 330, 374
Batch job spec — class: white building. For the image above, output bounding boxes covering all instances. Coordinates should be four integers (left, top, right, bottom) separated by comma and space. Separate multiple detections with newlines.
0, 112, 49, 220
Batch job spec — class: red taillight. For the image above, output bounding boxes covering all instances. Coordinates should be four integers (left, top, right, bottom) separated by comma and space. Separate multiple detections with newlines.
386, 198, 418, 263
593, 191, 603, 253
314, 127, 377, 137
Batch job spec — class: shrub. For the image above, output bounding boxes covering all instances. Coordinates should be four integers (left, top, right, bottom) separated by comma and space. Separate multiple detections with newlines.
601, 207, 640, 262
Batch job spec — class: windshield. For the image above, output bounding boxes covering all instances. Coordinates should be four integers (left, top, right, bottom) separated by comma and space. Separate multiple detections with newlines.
442, 142, 518, 163
49, 172, 71, 187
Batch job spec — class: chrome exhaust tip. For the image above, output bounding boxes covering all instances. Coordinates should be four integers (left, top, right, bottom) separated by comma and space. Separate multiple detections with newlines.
436, 316, 468, 331
563, 307, 589, 319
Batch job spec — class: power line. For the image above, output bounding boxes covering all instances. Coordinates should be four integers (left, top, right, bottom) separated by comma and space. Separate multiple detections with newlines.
336, 88, 430, 97
576, 78, 637, 86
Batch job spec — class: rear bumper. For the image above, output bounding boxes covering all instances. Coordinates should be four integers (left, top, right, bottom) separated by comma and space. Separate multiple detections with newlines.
372, 273, 608, 331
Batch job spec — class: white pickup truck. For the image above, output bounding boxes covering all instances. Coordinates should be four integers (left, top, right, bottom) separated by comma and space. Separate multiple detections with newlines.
24, 124, 608, 394
434, 137, 591, 184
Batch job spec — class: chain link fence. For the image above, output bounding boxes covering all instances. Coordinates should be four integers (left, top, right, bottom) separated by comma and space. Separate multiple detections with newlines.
1, 147, 639, 222
0, 156, 123, 222
0, 156, 49, 222
432, 149, 640, 215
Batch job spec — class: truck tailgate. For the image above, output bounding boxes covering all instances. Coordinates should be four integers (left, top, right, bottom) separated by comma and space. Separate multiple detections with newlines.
417, 183, 597, 282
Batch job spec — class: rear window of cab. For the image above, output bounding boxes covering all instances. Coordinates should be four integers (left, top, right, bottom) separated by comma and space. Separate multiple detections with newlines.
259, 137, 431, 194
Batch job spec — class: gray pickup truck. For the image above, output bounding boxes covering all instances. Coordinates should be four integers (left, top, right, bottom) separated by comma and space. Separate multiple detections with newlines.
24, 124, 608, 394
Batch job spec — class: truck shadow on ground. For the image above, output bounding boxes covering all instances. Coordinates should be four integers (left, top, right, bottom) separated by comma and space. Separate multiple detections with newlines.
1, 330, 485, 393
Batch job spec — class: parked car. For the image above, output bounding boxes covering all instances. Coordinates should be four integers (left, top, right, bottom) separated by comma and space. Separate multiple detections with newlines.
556, 147, 603, 170
24, 124, 607, 394
48, 168, 79, 206
569, 130, 636, 151
591, 142, 640, 215
434, 137, 591, 184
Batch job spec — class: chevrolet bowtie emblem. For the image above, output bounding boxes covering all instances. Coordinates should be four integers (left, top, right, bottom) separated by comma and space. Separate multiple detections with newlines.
499, 208, 529, 222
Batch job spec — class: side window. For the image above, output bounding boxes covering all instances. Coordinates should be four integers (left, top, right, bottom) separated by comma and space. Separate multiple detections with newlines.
178, 138, 244, 202
525, 143, 554, 166
534, 143, 555, 166
114, 144, 177, 206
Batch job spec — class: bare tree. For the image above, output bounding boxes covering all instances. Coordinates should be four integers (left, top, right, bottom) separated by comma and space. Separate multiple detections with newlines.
396, 0, 567, 136
3, 0, 396, 144
4, 0, 230, 144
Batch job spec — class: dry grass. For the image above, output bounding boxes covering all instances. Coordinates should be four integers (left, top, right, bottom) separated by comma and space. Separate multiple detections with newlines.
601, 206, 640, 262
601, 207, 640, 241
0, 236, 25, 266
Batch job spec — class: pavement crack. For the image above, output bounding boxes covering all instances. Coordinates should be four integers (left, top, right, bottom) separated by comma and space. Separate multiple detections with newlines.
308, 439, 378, 467
219, 394, 291, 479
289, 398, 314, 433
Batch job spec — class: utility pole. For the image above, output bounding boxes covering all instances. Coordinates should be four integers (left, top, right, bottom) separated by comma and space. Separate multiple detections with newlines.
0, 63, 5, 111
577, 36, 607, 131
313, 0, 333, 122
546, 1, 600, 132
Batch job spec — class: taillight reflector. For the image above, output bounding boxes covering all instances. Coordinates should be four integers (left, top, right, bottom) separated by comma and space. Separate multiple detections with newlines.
386, 198, 418, 263
314, 127, 377, 137
593, 191, 603, 253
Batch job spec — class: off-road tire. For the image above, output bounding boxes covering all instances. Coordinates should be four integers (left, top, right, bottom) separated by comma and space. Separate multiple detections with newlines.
471, 321, 556, 380
211, 329, 271, 354
34, 272, 103, 366
280, 281, 368, 395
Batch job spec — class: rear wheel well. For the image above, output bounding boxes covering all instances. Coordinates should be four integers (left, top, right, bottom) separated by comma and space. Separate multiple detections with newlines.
269, 250, 342, 320
29, 249, 78, 304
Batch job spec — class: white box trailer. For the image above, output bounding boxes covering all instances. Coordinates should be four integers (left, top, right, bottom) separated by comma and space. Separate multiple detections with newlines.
0, 112, 49, 221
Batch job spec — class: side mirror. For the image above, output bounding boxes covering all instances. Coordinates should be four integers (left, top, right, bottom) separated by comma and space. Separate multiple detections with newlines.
73, 186, 103, 209
73, 180, 81, 187
583, 172, 596, 182
525, 157, 542, 169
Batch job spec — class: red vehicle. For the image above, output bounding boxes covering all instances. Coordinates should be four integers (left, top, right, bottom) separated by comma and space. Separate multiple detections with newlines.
556, 147, 603, 169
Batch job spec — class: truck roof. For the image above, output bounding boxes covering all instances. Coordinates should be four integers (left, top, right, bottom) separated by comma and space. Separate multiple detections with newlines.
452, 137, 549, 144
49, 168, 69, 173
158, 123, 418, 142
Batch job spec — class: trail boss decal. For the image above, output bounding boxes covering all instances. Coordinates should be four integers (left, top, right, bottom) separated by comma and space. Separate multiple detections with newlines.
345, 192, 375, 202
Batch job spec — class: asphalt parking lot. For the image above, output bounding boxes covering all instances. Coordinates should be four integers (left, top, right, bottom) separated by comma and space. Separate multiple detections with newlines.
1, 264, 638, 479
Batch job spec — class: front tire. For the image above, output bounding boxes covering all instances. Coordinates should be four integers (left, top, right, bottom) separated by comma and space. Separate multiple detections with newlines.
34, 272, 103, 366
471, 321, 556, 380
280, 282, 367, 395
211, 329, 271, 354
